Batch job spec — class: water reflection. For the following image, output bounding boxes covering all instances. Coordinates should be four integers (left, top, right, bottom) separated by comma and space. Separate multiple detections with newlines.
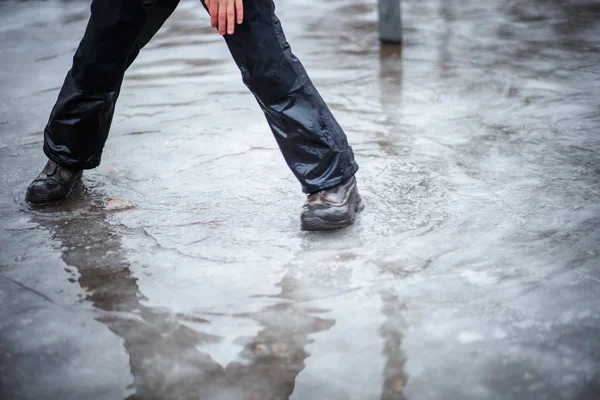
29, 181, 411, 399
379, 292, 408, 400
31, 182, 338, 399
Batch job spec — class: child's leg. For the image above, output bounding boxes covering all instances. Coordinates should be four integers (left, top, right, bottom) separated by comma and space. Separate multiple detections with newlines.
220, 0, 359, 194
43, 0, 180, 170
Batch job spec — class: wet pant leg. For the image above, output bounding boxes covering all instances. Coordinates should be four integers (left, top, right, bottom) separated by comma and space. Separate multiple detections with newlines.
43, 0, 180, 170
219, 0, 359, 193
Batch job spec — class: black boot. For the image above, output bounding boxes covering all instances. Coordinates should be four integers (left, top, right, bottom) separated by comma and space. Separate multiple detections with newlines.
301, 176, 363, 231
25, 160, 83, 205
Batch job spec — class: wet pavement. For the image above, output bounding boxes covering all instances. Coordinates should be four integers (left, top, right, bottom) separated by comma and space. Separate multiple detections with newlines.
1, 0, 599, 399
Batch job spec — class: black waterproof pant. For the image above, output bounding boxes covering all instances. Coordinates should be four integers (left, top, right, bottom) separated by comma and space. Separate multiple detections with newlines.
43, 0, 358, 194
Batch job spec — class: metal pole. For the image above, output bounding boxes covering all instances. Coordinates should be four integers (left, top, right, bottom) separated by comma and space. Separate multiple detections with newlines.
378, 0, 402, 44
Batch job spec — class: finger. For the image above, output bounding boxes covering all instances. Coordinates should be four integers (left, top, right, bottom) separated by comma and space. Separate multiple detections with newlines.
235, 0, 243, 24
226, 0, 235, 34
209, 1, 218, 28
205, 0, 211, 9
218, 3, 227, 35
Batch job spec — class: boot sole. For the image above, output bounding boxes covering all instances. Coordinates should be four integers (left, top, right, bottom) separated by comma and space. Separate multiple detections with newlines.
301, 196, 364, 232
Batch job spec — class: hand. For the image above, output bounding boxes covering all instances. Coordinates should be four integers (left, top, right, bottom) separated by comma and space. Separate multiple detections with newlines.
205, 0, 244, 35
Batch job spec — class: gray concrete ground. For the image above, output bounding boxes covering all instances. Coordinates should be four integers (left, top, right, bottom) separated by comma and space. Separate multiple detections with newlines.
1, 0, 599, 399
